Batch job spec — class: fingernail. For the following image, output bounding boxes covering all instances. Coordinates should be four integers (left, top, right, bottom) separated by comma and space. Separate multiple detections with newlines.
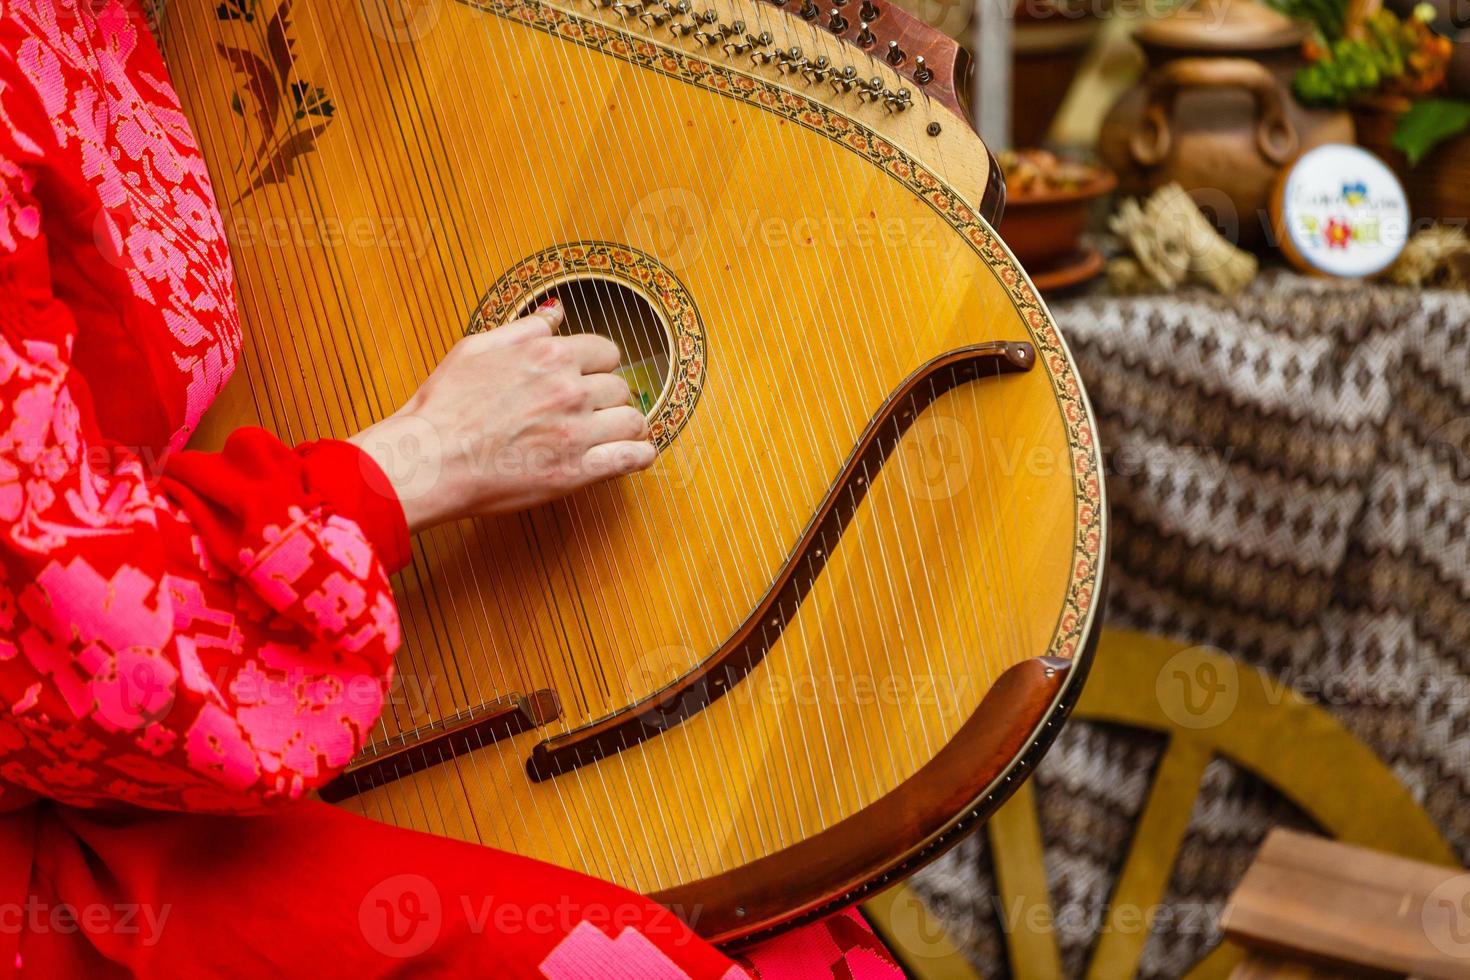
538, 297, 560, 311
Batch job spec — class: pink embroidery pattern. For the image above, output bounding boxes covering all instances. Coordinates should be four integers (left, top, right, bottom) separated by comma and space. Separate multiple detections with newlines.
736, 909, 901, 979
540, 921, 753, 980
0, 1, 400, 812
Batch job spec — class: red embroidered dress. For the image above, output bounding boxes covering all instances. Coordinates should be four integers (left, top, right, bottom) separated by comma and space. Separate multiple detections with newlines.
0, 3, 902, 977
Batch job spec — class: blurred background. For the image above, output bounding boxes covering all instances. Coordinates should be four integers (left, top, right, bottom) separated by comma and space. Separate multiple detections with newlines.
862, 0, 1470, 975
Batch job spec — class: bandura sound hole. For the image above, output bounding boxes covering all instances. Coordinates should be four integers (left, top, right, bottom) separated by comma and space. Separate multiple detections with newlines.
520, 277, 672, 417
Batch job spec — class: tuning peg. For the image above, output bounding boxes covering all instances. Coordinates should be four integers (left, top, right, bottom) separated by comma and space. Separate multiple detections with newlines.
830, 65, 860, 93
776, 46, 809, 73
640, 0, 682, 23
856, 20, 874, 45
748, 31, 777, 63
799, 0, 819, 19
724, 31, 755, 53
802, 55, 834, 83
826, 7, 848, 30
859, 0, 880, 19
885, 39, 905, 65
913, 55, 933, 84
697, 18, 743, 44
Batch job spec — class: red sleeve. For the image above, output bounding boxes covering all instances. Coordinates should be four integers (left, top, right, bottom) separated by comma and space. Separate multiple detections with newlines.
0, 56, 409, 814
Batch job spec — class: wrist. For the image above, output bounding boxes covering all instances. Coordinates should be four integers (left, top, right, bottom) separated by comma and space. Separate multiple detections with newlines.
299, 437, 412, 573
347, 417, 445, 536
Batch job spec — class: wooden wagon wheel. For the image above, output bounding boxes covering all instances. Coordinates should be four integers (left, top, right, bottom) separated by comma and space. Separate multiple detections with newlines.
865, 628, 1457, 979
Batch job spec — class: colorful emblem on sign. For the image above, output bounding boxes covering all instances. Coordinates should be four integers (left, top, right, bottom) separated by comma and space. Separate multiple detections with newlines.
1275, 144, 1410, 278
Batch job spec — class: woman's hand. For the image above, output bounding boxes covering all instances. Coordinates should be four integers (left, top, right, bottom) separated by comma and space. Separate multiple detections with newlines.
349, 300, 655, 534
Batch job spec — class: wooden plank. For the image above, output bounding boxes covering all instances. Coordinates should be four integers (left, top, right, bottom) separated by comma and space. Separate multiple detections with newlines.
1225, 949, 1372, 980
1221, 828, 1470, 979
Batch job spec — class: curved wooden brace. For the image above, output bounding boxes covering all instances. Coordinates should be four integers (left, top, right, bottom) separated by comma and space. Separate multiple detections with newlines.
526, 340, 1036, 781
662, 653, 1078, 946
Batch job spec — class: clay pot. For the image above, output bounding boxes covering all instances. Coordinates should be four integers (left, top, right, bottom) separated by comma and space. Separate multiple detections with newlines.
1000, 167, 1117, 267
1449, 37, 1470, 98
1098, 0, 1354, 246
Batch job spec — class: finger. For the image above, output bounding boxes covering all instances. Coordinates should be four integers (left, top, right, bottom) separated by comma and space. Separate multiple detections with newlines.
527, 298, 565, 333
487, 300, 563, 347
561, 333, 621, 374
588, 405, 649, 444
583, 372, 636, 411
582, 440, 657, 481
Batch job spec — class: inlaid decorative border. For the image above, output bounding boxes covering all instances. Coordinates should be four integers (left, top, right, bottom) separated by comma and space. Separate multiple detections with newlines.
467, 242, 707, 450
457, 0, 1105, 665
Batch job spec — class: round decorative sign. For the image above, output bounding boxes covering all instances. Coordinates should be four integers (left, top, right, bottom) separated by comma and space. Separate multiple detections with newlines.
1272, 143, 1410, 278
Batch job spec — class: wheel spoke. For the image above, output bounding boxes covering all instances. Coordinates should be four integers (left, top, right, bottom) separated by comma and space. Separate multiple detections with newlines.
1086, 734, 1213, 980
988, 778, 1063, 979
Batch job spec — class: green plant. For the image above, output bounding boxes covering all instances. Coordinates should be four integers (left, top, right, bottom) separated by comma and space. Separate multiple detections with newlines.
1279, 2, 1469, 165
1392, 98, 1470, 163
1293, 7, 1451, 106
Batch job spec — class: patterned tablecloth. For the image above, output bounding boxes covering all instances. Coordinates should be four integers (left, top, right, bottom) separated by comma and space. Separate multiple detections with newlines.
910, 271, 1470, 978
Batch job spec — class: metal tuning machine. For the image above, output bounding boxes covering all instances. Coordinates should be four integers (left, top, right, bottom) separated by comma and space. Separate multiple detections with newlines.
776, 46, 809, 74
725, 28, 769, 55
694, 18, 743, 45
801, 55, 834, 84
747, 32, 778, 63
639, 0, 686, 25
829, 64, 860, 94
